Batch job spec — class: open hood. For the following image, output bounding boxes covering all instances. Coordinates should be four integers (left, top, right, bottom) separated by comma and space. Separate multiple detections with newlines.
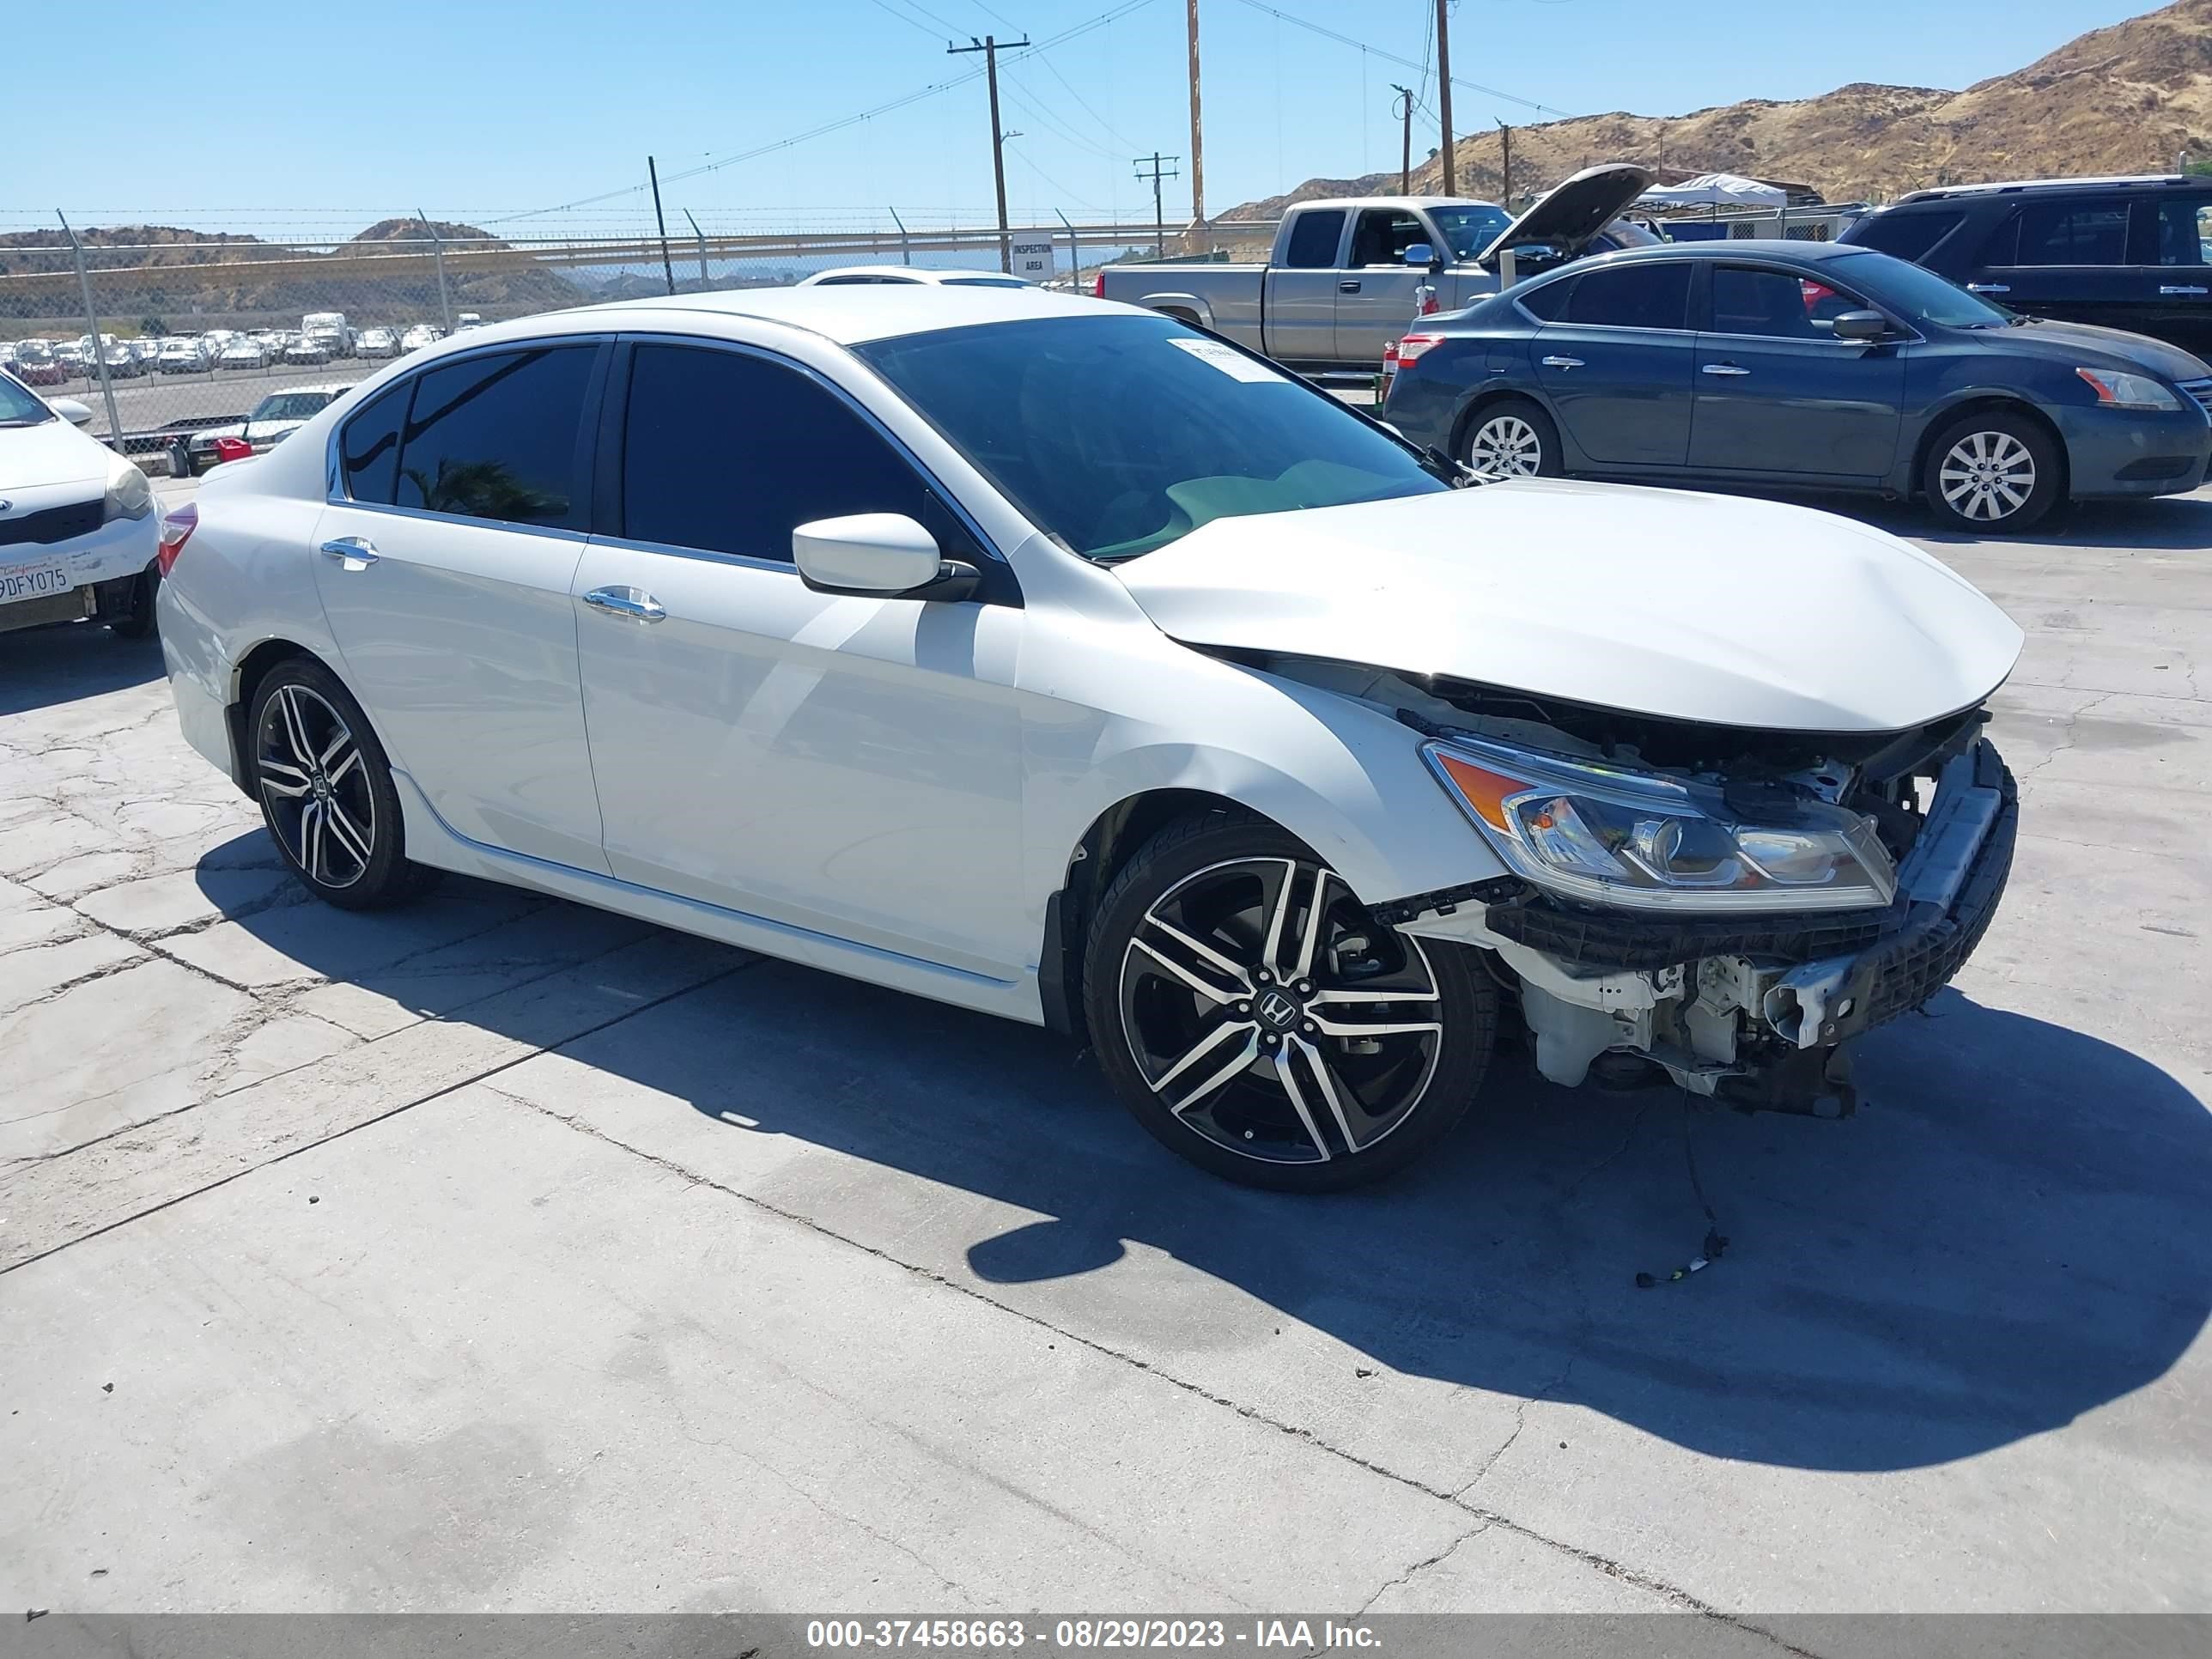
1478, 162, 1656, 264
1112, 481, 2022, 735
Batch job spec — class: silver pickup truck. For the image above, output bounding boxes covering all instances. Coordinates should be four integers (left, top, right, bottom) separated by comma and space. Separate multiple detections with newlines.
1099, 164, 1654, 372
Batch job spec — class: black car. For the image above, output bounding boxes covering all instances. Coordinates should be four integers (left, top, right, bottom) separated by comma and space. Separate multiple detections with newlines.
1840, 174, 2212, 361
1381, 240, 2212, 532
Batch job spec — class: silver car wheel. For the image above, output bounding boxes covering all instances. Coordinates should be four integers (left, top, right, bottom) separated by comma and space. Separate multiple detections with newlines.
1465, 414, 1544, 479
256, 684, 375, 889
1116, 856, 1443, 1166
1938, 430, 2037, 522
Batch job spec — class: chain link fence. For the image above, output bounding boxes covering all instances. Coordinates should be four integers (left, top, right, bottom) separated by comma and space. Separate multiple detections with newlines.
2, 212, 1276, 474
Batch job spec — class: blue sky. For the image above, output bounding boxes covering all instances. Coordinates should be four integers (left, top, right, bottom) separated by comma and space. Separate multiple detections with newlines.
8, 0, 2158, 237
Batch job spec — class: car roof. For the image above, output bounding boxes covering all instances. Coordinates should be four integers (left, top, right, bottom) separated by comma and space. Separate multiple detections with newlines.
1540, 239, 1875, 268
513, 283, 1143, 346
257, 382, 355, 396
805, 264, 1030, 285
1893, 173, 2185, 204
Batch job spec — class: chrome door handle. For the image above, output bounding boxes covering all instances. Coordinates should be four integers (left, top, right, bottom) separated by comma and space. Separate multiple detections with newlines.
1965, 283, 2009, 294
581, 585, 666, 623
2159, 285, 2209, 295
318, 537, 378, 568
1701, 363, 1751, 376
1540, 355, 1583, 368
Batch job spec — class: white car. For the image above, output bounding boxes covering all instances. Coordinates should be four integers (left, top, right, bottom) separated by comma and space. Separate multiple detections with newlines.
217, 339, 270, 370
356, 327, 400, 359
398, 324, 442, 352
155, 289, 2023, 1190
156, 338, 210, 374
2, 370, 162, 637
182, 383, 356, 475
799, 264, 1036, 289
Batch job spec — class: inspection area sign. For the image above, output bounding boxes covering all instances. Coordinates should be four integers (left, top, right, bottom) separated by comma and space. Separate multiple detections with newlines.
1011, 238, 1055, 279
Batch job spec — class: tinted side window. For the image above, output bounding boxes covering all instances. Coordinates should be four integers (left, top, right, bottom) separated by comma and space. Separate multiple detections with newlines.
1850, 209, 1962, 263
1709, 267, 1839, 339
1282, 210, 1346, 270
1565, 264, 1690, 330
1515, 276, 1575, 321
2009, 199, 2130, 266
395, 346, 596, 527
2155, 198, 2212, 267
338, 381, 408, 505
622, 344, 927, 563
1349, 209, 1427, 266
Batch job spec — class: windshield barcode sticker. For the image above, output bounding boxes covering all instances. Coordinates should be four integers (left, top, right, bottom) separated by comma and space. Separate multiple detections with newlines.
1167, 337, 1287, 383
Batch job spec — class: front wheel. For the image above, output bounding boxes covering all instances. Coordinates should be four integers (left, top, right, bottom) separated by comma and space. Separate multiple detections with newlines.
1458, 397, 1562, 482
1084, 812, 1497, 1192
1922, 410, 2062, 532
248, 658, 441, 910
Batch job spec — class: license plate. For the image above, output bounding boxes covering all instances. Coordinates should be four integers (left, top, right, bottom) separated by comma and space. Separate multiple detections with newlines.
0, 556, 74, 605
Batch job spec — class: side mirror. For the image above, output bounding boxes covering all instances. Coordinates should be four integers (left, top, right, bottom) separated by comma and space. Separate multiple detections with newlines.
51, 398, 93, 428
793, 513, 976, 601
1401, 242, 1439, 270
1830, 309, 1888, 342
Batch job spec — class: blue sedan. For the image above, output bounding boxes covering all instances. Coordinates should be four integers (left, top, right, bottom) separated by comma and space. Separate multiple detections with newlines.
1380, 240, 2212, 532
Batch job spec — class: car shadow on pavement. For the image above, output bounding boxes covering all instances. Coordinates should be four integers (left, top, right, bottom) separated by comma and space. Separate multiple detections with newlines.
189, 839, 2209, 1479
1791, 489, 2212, 553
0, 625, 164, 716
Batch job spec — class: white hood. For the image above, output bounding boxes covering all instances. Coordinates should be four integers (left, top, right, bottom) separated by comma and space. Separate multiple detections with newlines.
0, 416, 108, 493
1113, 480, 2023, 733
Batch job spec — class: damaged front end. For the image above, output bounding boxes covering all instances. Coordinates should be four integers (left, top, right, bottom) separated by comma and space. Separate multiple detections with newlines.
1294, 655, 2016, 1116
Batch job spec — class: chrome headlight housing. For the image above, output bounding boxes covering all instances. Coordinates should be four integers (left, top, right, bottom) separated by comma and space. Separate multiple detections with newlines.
1424, 737, 1897, 913
101, 455, 154, 522
2075, 368, 2182, 412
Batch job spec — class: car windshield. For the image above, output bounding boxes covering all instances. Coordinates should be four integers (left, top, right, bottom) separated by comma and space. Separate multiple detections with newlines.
1429, 204, 1515, 259
0, 373, 53, 425
252, 392, 332, 422
943, 276, 1029, 289
857, 313, 1447, 562
1839, 249, 2013, 328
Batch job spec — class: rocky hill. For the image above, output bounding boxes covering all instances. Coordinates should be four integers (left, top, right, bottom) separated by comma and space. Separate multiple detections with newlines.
1222, 0, 2212, 216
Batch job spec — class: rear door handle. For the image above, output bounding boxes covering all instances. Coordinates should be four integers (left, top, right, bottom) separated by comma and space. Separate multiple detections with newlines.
2160, 285, 2209, 296
581, 585, 666, 623
318, 537, 378, 568
1965, 283, 2010, 294
1540, 355, 1583, 369
1338, 280, 1362, 293
1701, 363, 1751, 377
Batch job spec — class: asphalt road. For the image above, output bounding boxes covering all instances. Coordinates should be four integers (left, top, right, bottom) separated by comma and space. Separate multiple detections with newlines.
2, 487, 2209, 1631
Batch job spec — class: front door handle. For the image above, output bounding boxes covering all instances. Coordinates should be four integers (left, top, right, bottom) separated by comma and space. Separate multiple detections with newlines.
2159, 285, 2209, 296
1701, 363, 1751, 377
581, 585, 666, 623
318, 536, 378, 568
1338, 279, 1362, 293
1540, 355, 1583, 369
1965, 283, 2010, 294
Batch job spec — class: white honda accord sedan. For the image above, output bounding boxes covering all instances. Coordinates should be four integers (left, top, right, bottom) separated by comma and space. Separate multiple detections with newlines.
157, 286, 2024, 1190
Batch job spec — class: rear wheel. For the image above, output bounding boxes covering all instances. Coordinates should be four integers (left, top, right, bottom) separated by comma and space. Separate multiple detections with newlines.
1922, 410, 2061, 532
248, 659, 440, 910
1458, 397, 1562, 481
1084, 812, 1496, 1192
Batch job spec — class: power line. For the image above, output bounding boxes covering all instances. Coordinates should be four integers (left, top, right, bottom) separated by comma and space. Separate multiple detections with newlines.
1227, 0, 1571, 119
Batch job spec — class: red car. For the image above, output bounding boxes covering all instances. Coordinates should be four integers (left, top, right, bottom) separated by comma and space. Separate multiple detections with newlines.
7, 352, 68, 386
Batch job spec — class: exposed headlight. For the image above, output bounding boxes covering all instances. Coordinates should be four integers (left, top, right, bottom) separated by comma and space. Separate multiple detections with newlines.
1424, 738, 1897, 913
2075, 368, 2182, 411
101, 456, 155, 522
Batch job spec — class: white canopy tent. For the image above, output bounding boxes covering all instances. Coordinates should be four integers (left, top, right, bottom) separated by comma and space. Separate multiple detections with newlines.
1638, 173, 1789, 210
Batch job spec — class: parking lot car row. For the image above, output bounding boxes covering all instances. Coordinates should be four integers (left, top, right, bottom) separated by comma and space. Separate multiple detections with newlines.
1, 318, 460, 386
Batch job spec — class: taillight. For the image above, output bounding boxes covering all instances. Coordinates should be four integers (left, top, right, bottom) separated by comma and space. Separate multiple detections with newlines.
155, 501, 197, 574
1395, 332, 1446, 366
1092, 271, 1105, 298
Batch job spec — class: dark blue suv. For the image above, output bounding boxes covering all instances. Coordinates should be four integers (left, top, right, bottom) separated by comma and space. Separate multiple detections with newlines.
1380, 240, 2212, 532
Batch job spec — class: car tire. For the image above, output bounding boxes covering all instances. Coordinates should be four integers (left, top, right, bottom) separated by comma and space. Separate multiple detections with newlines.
247, 658, 441, 911
1922, 410, 2062, 532
1083, 810, 1496, 1192
1457, 397, 1563, 481
107, 565, 159, 640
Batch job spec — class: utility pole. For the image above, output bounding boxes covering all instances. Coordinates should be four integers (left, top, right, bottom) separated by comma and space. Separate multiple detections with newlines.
949, 34, 1029, 272
1495, 118, 1511, 205
1434, 0, 1455, 197
1186, 0, 1205, 223
1134, 153, 1181, 258
647, 155, 675, 295
1390, 85, 1415, 195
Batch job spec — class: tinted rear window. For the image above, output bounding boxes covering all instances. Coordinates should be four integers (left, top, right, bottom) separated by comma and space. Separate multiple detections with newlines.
1282, 210, 1346, 269
1849, 209, 1962, 263
1565, 263, 1691, 330
338, 383, 408, 505
1987, 199, 2131, 267
1515, 276, 1574, 320
395, 346, 596, 527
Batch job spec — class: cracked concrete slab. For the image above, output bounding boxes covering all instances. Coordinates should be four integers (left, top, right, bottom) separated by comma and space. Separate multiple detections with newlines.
0, 929, 145, 1017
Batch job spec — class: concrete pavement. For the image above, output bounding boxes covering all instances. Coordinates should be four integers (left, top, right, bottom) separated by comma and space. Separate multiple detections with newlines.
2, 489, 2209, 1630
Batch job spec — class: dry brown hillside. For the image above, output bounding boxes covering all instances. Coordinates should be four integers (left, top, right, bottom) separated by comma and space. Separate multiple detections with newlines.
1221, 0, 2212, 217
